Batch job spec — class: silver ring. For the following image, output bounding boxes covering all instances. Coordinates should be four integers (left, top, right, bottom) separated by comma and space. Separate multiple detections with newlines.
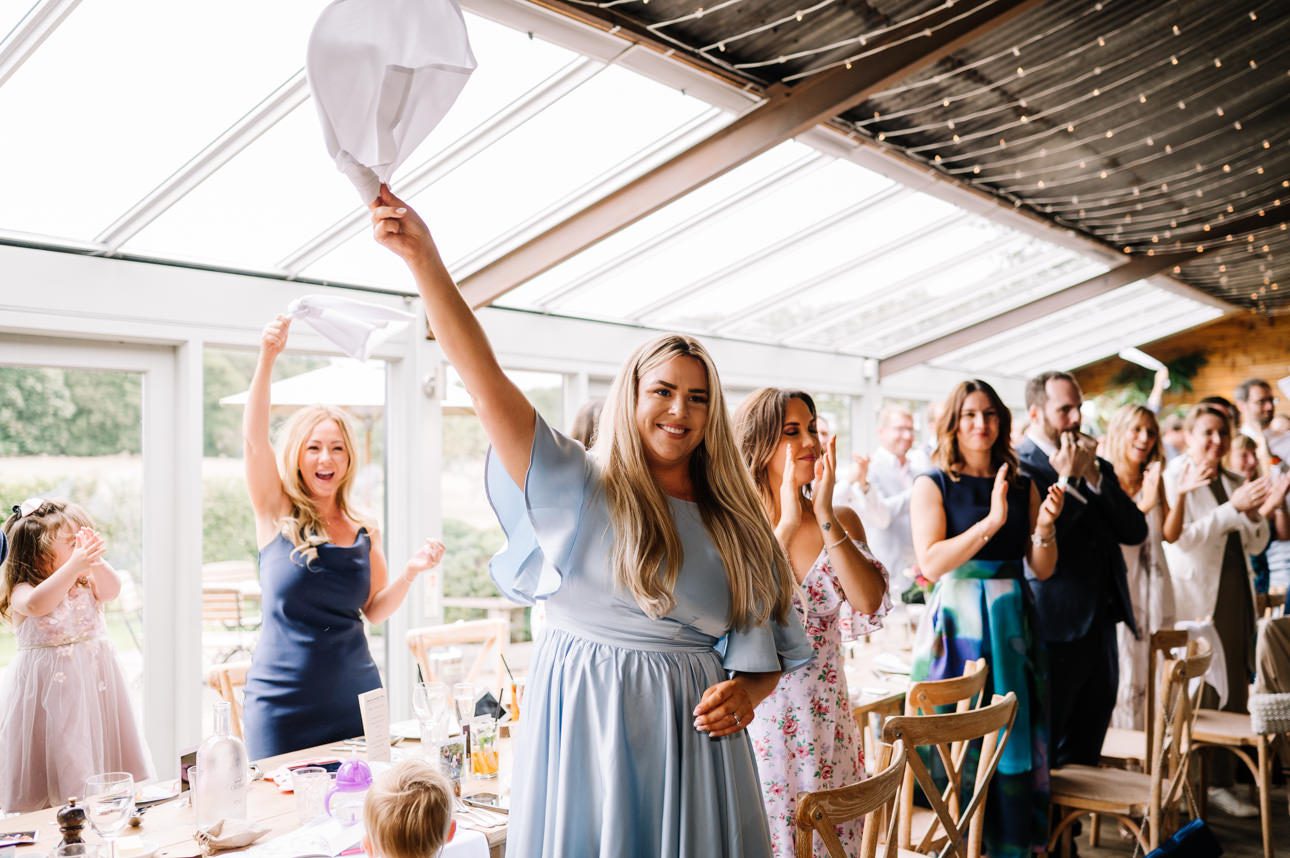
733, 713, 741, 725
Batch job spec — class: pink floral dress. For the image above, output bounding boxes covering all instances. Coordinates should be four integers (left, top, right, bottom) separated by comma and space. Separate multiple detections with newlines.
748, 542, 890, 858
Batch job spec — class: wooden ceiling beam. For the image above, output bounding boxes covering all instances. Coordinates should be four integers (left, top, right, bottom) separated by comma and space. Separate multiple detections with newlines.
458, 0, 1045, 308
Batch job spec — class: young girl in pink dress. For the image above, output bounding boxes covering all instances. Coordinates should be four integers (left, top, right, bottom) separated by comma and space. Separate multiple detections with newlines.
736, 390, 891, 858
0, 499, 153, 812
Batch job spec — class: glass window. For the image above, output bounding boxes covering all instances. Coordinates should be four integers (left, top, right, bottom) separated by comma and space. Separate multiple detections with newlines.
0, 0, 329, 240
439, 368, 564, 643
0, 365, 144, 715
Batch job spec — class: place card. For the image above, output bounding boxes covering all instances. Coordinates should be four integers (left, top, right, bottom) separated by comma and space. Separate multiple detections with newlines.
358, 688, 392, 762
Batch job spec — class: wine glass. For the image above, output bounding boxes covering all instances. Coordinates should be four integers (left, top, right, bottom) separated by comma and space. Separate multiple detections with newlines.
84, 772, 134, 858
452, 682, 475, 726
412, 681, 449, 722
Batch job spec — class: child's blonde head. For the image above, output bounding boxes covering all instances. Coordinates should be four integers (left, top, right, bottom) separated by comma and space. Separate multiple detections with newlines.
1, 499, 93, 620
363, 760, 454, 858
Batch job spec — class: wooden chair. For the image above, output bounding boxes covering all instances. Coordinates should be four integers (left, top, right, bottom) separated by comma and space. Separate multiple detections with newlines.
895, 658, 989, 853
1101, 629, 1190, 770
202, 586, 260, 662
795, 740, 906, 858
407, 618, 509, 691
205, 660, 252, 740
882, 692, 1019, 858
1049, 639, 1213, 856
1256, 590, 1285, 619
853, 691, 904, 777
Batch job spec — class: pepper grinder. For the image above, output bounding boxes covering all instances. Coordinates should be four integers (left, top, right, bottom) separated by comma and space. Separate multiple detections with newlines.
57, 797, 87, 847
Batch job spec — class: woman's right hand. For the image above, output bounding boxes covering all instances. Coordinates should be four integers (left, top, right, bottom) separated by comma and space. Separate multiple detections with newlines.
1139, 460, 1163, 511
260, 314, 291, 361
775, 446, 802, 541
370, 184, 435, 267
982, 464, 1010, 534
1231, 476, 1271, 513
1176, 460, 1213, 495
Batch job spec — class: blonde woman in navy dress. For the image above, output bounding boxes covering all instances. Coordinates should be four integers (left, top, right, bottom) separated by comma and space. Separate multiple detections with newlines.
371, 187, 813, 858
241, 316, 445, 759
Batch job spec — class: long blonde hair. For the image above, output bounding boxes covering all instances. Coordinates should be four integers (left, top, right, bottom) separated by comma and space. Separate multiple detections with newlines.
1, 500, 93, 620
734, 387, 816, 513
591, 335, 794, 628
1105, 405, 1162, 490
275, 406, 372, 567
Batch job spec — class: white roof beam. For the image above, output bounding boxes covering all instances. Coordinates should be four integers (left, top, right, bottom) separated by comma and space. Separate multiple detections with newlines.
0, 0, 81, 88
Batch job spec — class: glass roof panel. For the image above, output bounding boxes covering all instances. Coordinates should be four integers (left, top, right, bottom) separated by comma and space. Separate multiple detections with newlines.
303, 63, 720, 288
549, 159, 899, 322
121, 14, 577, 271
496, 140, 812, 310
0, 0, 328, 241
2, 0, 34, 36
835, 243, 1110, 357
646, 189, 946, 333
723, 216, 981, 343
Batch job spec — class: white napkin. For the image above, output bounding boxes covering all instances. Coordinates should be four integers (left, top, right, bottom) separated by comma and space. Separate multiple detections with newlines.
307, 0, 477, 202
287, 294, 415, 360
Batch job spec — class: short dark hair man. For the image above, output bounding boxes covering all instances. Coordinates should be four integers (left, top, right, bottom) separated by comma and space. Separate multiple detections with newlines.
1019, 371, 1147, 768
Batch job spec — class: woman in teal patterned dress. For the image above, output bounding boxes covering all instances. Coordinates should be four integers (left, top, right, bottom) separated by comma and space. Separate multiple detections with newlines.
908, 379, 1065, 858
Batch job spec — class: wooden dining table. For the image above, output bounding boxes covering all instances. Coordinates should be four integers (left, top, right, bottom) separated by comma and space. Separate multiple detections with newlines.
8, 733, 510, 858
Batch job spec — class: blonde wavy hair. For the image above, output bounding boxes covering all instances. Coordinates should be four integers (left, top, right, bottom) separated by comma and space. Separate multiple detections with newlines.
591, 335, 794, 629
1104, 405, 1163, 490
734, 387, 817, 513
1, 500, 93, 620
275, 406, 372, 567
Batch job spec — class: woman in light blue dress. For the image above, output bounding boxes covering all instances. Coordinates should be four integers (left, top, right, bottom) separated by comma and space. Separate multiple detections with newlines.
372, 186, 813, 858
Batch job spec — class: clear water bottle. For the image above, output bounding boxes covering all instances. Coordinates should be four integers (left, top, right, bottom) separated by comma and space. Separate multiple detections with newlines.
195, 701, 248, 827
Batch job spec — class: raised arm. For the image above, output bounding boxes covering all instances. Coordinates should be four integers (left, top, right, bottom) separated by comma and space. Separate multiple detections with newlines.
911, 467, 1007, 580
371, 187, 535, 487
11, 529, 105, 617
244, 316, 291, 544
813, 436, 886, 613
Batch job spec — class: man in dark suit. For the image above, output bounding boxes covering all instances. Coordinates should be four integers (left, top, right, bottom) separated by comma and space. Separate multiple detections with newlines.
1019, 371, 1147, 768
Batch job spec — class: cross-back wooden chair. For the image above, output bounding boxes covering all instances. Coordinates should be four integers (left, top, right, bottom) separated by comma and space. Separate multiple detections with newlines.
407, 618, 509, 691
795, 740, 907, 858
1049, 639, 1213, 856
882, 692, 1018, 858
205, 659, 252, 740
1101, 629, 1190, 772
896, 658, 989, 852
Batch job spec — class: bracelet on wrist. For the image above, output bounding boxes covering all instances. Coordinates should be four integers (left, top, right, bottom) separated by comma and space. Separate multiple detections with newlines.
1030, 530, 1056, 548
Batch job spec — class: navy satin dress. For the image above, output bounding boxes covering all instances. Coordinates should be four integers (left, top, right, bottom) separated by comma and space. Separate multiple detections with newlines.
242, 529, 382, 759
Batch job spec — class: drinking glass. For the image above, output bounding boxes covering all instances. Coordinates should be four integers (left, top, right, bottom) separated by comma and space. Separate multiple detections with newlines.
452, 682, 475, 726
84, 772, 134, 858
470, 716, 498, 779
291, 766, 332, 824
413, 681, 449, 721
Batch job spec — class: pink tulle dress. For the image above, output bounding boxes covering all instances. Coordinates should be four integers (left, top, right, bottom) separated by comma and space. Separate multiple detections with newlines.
0, 585, 153, 812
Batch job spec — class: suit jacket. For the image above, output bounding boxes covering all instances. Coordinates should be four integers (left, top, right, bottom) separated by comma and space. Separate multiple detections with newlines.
1161, 455, 1270, 622
1019, 438, 1147, 643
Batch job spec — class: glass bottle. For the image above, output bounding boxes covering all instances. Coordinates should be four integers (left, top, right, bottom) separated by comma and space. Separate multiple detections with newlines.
195, 701, 248, 827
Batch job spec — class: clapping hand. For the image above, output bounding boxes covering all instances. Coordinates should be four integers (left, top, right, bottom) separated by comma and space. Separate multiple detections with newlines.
774, 446, 803, 543
845, 453, 870, 492
811, 435, 838, 525
1231, 476, 1271, 513
982, 464, 1010, 534
1260, 472, 1290, 516
405, 538, 447, 578
1051, 432, 1095, 482
69, 528, 106, 577
1036, 483, 1066, 529
1177, 459, 1214, 494
1139, 460, 1164, 511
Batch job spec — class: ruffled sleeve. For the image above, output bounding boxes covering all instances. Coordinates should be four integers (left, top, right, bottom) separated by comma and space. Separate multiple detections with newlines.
837, 540, 892, 641
716, 602, 814, 677
485, 412, 591, 604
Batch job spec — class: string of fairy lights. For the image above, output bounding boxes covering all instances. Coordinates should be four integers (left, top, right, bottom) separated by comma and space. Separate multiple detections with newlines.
551, 0, 1286, 306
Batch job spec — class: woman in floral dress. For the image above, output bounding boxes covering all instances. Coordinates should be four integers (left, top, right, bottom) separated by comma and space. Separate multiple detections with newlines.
736, 389, 891, 858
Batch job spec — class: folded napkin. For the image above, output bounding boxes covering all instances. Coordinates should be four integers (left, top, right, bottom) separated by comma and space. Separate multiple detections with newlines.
307, 0, 477, 201
287, 294, 415, 360
194, 819, 271, 855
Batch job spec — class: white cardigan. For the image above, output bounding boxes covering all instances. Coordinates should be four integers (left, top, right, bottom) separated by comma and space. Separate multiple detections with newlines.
1162, 455, 1270, 622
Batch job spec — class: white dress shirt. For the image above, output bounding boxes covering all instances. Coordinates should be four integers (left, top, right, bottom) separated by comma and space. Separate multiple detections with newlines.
836, 446, 918, 591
